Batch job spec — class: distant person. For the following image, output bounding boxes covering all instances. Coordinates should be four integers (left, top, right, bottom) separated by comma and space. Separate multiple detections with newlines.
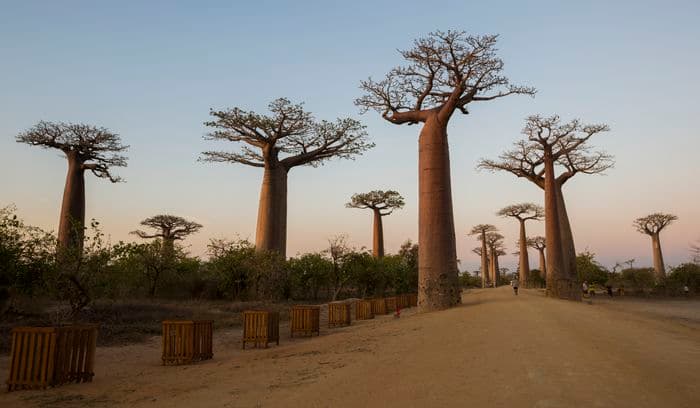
582, 281, 589, 296
512, 279, 519, 295
684, 285, 690, 296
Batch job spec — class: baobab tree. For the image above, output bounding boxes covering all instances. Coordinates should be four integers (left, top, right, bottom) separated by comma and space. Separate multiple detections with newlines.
497, 203, 543, 286
346, 190, 405, 258
131, 214, 203, 259
202, 98, 373, 258
526, 236, 546, 281
479, 115, 611, 300
633, 213, 678, 280
469, 224, 497, 288
16, 121, 128, 252
481, 232, 505, 287
356, 30, 535, 311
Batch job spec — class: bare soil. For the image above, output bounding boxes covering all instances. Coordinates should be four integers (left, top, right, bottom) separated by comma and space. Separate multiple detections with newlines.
1, 288, 698, 408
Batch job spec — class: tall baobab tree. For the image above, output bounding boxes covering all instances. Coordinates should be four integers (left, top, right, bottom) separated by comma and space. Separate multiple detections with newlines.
633, 213, 678, 280
497, 203, 543, 286
527, 236, 547, 280
479, 115, 611, 300
481, 232, 505, 287
202, 98, 373, 258
346, 190, 405, 258
131, 214, 203, 259
469, 224, 498, 288
356, 30, 535, 311
16, 121, 128, 252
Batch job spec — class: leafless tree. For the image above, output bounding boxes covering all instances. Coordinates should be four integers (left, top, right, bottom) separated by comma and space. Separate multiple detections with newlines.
479, 115, 611, 300
16, 121, 128, 252
202, 98, 373, 257
469, 224, 498, 288
526, 236, 547, 280
691, 241, 700, 264
346, 190, 404, 258
498, 203, 543, 286
356, 30, 535, 311
634, 213, 678, 279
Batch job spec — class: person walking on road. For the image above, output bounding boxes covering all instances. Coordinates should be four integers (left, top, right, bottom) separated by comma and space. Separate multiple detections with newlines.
512, 279, 519, 296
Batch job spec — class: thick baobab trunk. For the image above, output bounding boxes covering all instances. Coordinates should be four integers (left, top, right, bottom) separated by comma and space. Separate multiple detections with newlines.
255, 164, 288, 257
518, 219, 530, 286
372, 208, 385, 258
543, 149, 574, 299
493, 252, 500, 287
538, 248, 546, 282
417, 117, 460, 311
480, 231, 489, 288
57, 153, 86, 252
651, 233, 666, 280
554, 183, 577, 287
488, 250, 495, 287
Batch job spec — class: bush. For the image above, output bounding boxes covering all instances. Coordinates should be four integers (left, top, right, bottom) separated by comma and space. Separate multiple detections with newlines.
577, 251, 609, 286
666, 263, 700, 295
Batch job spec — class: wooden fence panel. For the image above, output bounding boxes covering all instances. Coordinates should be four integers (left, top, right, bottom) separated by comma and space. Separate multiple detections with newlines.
384, 297, 398, 313
397, 294, 409, 309
328, 302, 351, 328
6, 325, 97, 392
355, 300, 374, 320
242, 311, 280, 349
370, 298, 387, 315
407, 294, 418, 307
162, 320, 213, 365
290, 305, 320, 337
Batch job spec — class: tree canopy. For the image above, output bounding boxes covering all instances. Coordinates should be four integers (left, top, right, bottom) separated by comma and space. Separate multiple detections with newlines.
201, 98, 373, 168
355, 30, 535, 125
346, 190, 405, 215
478, 115, 612, 187
16, 121, 128, 182
131, 215, 203, 241
497, 203, 544, 221
633, 213, 678, 236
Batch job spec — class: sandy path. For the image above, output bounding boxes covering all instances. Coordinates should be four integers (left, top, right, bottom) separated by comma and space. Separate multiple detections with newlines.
1, 288, 698, 408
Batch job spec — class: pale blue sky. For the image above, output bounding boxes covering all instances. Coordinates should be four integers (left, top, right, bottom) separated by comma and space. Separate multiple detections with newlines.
1, 0, 699, 271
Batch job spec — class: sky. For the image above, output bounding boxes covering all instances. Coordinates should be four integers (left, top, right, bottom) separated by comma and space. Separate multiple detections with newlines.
1, 0, 699, 272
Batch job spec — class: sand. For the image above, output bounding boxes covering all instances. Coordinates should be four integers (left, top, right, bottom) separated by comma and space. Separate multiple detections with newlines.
1, 288, 698, 408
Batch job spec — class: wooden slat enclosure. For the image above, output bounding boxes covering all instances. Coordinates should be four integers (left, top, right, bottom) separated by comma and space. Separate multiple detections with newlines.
407, 294, 418, 307
162, 320, 213, 366
355, 300, 374, 320
6, 325, 98, 392
242, 311, 280, 349
385, 297, 398, 313
328, 302, 351, 328
289, 305, 320, 337
397, 294, 409, 309
370, 298, 387, 315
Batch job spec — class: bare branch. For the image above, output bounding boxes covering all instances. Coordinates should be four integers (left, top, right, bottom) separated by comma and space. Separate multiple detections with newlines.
633, 213, 678, 236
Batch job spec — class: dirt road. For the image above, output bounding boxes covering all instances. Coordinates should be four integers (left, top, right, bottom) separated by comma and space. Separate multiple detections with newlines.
1, 288, 698, 407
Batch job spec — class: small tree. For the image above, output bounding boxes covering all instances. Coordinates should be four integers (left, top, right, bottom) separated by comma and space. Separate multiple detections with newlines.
497, 203, 543, 285
469, 224, 497, 288
202, 98, 373, 257
526, 236, 547, 280
356, 30, 535, 311
633, 213, 678, 280
346, 190, 405, 258
131, 215, 202, 259
16, 122, 128, 252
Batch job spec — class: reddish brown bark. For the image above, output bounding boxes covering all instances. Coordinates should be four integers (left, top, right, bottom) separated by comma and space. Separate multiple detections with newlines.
555, 183, 577, 287
518, 219, 530, 284
481, 231, 490, 288
372, 208, 385, 258
255, 164, 289, 257
538, 248, 546, 281
417, 116, 460, 311
57, 152, 86, 252
651, 234, 666, 279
